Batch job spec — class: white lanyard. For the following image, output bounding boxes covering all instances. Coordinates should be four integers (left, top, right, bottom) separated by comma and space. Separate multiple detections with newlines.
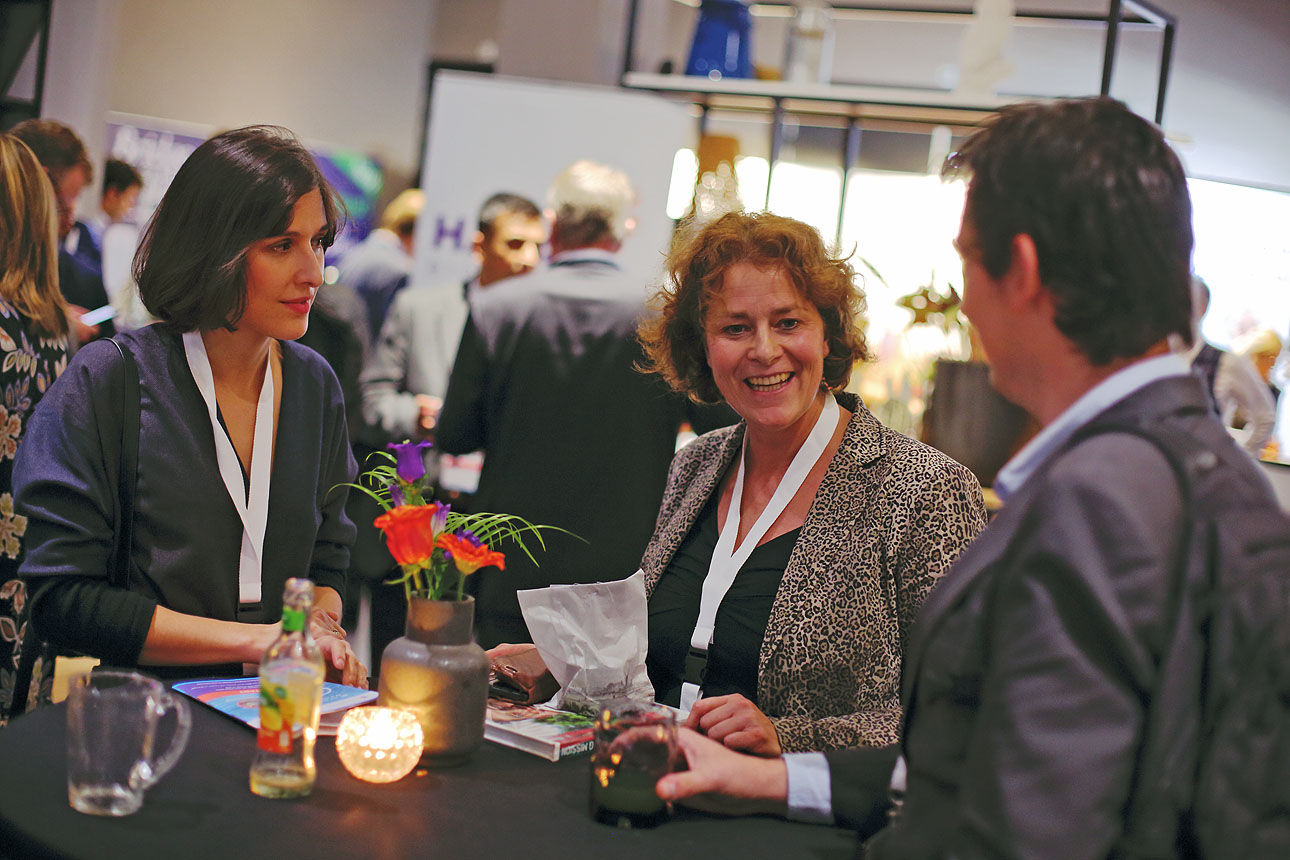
182, 331, 274, 604
680, 393, 839, 711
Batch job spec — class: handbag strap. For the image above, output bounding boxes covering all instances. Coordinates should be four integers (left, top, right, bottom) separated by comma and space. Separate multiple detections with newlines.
108, 337, 140, 590
8, 338, 140, 719
1065, 418, 1202, 860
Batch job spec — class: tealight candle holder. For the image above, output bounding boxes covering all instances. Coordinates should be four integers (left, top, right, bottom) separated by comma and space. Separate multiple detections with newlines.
336, 706, 424, 784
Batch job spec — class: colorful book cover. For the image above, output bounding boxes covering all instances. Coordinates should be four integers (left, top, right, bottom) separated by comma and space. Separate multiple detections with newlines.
483, 699, 595, 762
173, 677, 377, 735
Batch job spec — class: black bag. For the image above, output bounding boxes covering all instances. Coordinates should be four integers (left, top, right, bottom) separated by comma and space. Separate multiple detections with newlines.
1079, 420, 1290, 860
7, 338, 140, 719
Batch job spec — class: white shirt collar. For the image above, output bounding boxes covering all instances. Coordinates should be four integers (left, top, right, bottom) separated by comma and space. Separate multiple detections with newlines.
993, 353, 1190, 501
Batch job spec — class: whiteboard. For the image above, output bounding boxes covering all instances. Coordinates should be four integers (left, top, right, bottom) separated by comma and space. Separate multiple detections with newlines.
412, 72, 694, 291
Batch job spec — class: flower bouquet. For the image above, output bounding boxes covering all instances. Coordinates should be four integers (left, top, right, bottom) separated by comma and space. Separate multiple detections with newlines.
353, 440, 552, 602
347, 441, 559, 764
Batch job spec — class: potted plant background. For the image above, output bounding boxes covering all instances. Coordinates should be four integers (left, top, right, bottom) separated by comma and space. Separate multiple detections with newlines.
895, 271, 1033, 490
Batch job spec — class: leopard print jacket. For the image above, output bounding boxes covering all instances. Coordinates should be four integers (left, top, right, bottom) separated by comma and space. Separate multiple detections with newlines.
639, 392, 987, 752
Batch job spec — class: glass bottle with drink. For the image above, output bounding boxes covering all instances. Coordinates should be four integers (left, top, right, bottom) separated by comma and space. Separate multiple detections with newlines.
250, 577, 325, 798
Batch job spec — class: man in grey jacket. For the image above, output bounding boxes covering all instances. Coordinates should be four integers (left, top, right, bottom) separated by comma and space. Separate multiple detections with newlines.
360, 192, 545, 448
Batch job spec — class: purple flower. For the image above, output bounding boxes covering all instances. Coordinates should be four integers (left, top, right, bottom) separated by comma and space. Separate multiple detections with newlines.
430, 502, 451, 538
387, 482, 405, 507
458, 529, 482, 548
387, 440, 433, 484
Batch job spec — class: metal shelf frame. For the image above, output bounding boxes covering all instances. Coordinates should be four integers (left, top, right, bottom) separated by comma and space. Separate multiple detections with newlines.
618, 0, 1178, 242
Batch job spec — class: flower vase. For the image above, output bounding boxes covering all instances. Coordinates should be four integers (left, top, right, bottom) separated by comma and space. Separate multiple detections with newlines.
376, 595, 489, 766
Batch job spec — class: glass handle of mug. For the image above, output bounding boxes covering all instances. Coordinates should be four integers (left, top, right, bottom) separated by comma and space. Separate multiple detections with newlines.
136, 692, 192, 789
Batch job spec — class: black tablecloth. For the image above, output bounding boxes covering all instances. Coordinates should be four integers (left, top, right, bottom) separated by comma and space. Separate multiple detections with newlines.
0, 701, 859, 860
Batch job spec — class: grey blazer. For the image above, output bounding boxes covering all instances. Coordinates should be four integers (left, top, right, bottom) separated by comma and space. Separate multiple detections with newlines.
836, 376, 1277, 859
640, 392, 986, 752
360, 281, 470, 440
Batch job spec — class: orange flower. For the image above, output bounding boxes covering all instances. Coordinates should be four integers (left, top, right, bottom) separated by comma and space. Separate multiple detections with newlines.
373, 505, 442, 566
435, 532, 505, 575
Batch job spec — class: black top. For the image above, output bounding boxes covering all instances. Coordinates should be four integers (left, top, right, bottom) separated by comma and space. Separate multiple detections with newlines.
647, 493, 798, 707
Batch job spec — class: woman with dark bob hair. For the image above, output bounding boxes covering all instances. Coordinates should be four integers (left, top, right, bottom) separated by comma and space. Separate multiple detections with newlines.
14, 127, 365, 686
635, 211, 985, 753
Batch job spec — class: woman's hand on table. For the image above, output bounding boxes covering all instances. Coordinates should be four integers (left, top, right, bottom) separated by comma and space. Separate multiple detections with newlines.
316, 630, 368, 689
686, 693, 782, 756
486, 642, 537, 660
309, 607, 346, 641
655, 728, 788, 817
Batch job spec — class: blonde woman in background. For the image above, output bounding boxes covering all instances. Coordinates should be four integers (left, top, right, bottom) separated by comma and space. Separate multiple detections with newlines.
1239, 328, 1283, 459
0, 135, 70, 724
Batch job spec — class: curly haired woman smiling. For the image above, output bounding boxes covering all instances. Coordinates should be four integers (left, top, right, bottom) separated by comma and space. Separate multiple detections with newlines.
494, 212, 986, 754
632, 211, 985, 754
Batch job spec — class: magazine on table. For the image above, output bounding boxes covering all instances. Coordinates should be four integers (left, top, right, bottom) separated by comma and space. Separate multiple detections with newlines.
172, 677, 377, 736
483, 698, 595, 761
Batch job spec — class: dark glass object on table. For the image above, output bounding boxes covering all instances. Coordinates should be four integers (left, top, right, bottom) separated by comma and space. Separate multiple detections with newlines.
589, 702, 679, 829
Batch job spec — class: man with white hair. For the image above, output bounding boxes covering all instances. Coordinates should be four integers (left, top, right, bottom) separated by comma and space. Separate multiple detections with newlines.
437, 160, 731, 647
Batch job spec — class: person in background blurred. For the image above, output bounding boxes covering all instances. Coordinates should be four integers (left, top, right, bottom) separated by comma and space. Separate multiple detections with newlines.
338, 188, 424, 342
1182, 277, 1274, 457
437, 161, 733, 648
0, 135, 70, 723
355, 192, 545, 665
9, 119, 115, 345
15, 127, 364, 689
362, 192, 545, 451
79, 158, 146, 328
1240, 328, 1282, 408
68, 157, 143, 276
1238, 328, 1284, 459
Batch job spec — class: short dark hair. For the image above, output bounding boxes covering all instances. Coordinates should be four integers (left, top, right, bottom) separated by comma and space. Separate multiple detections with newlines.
477, 192, 541, 236
943, 96, 1193, 365
103, 158, 142, 195
8, 119, 93, 183
134, 126, 344, 332
639, 211, 869, 404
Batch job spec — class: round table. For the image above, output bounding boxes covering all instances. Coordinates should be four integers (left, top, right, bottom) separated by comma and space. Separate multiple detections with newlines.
0, 701, 859, 860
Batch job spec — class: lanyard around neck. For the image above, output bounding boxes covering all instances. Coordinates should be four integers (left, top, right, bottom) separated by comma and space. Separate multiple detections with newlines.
182, 331, 274, 604
679, 393, 840, 711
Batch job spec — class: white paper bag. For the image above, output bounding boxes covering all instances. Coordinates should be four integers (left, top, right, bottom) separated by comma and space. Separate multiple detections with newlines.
516, 570, 654, 714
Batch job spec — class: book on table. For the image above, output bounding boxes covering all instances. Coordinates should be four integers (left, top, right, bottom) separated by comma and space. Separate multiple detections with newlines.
172, 677, 377, 736
483, 698, 595, 761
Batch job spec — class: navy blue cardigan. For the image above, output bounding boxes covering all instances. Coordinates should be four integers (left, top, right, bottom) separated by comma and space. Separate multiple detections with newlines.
15, 325, 355, 674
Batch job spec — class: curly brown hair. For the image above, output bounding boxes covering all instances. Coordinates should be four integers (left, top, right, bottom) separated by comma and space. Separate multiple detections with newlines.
639, 211, 869, 404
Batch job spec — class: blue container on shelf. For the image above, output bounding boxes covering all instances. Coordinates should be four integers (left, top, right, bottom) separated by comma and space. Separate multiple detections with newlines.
685, 0, 753, 80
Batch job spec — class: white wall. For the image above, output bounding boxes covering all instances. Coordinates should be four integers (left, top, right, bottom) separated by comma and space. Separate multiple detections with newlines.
42, 0, 436, 181
496, 0, 629, 85
40, 0, 122, 174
